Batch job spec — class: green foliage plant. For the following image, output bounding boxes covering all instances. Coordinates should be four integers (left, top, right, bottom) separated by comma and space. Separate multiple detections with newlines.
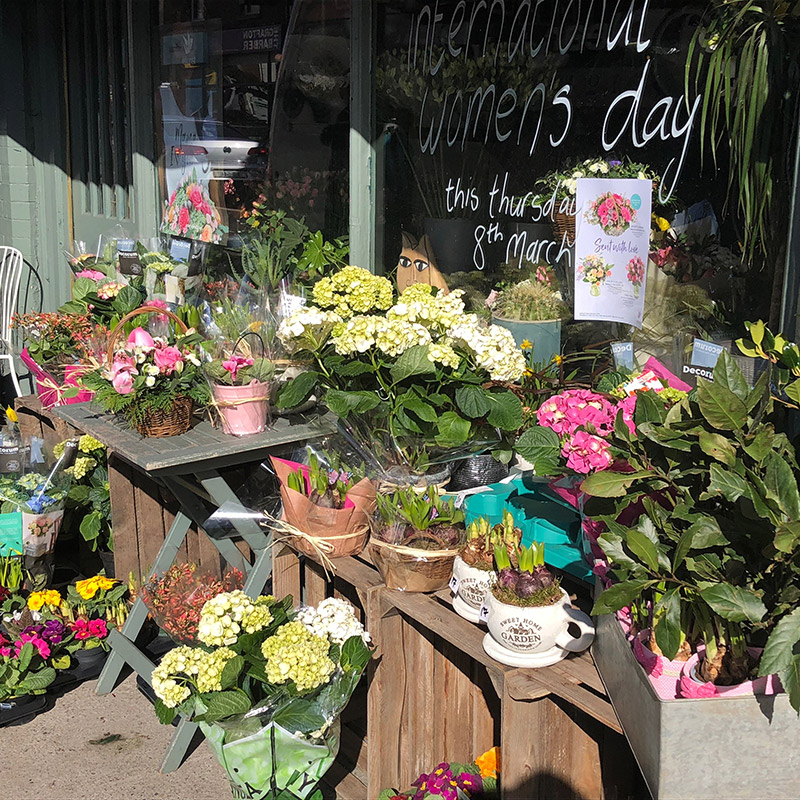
492, 279, 569, 322
584, 351, 800, 702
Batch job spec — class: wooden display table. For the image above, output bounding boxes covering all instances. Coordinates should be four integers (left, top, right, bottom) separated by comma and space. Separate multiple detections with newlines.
274, 545, 646, 800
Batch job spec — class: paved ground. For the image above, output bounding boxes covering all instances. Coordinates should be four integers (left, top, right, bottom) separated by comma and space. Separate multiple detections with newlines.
0, 675, 230, 800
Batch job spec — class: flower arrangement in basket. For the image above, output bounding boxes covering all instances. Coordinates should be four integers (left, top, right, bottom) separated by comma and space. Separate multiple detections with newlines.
584, 191, 637, 236
577, 255, 612, 297
82, 305, 210, 437
371, 488, 465, 592
626, 255, 645, 297
204, 332, 276, 437
271, 452, 376, 561
151, 592, 372, 800
162, 168, 227, 243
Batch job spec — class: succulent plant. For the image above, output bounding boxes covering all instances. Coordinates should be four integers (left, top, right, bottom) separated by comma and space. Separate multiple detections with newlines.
492, 279, 568, 322
492, 541, 562, 607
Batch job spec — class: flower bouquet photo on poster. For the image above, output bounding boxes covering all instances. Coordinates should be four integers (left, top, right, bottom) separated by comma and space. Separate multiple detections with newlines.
151, 592, 372, 800
162, 168, 228, 244
574, 178, 653, 329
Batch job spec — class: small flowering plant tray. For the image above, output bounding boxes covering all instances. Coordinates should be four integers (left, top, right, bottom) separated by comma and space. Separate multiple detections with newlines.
152, 593, 373, 800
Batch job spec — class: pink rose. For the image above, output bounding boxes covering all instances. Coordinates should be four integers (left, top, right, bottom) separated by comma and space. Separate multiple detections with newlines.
111, 369, 135, 395
128, 327, 155, 350
154, 345, 183, 375
561, 430, 612, 474
200, 201, 211, 216
178, 206, 191, 233
190, 186, 204, 210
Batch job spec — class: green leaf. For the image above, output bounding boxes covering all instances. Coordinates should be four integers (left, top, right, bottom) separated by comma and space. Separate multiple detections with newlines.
706, 463, 748, 502
80, 511, 102, 542
743, 425, 774, 463
341, 636, 372, 673
672, 529, 694, 571
198, 689, 251, 722
654, 588, 682, 660
400, 391, 438, 423
515, 426, 560, 475
774, 521, 800, 553
51, 654, 71, 670
580, 470, 650, 498
699, 584, 766, 623
633, 390, 667, 425
485, 391, 523, 431
455, 385, 492, 418
435, 412, 471, 447
597, 531, 638, 571
698, 431, 736, 467
713, 350, 749, 401
113, 285, 144, 315
219, 655, 245, 690
20, 666, 55, 692
592, 580, 655, 615
763, 452, 800, 520
71, 277, 97, 300
271, 698, 327, 734
336, 361, 373, 377
745, 369, 770, 413
390, 345, 435, 383
780, 656, 800, 713
697, 378, 748, 431
759, 608, 800, 676
17, 641, 33, 673
276, 371, 320, 409
686, 516, 727, 548
154, 698, 177, 725
625, 528, 660, 573
325, 389, 381, 417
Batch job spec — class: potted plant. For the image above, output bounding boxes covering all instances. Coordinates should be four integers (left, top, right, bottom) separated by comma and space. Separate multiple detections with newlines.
276, 266, 526, 484
0, 631, 58, 723
582, 351, 800, 798
205, 347, 275, 437
271, 451, 376, 559
489, 264, 569, 364
151, 592, 372, 800
482, 542, 594, 668
371, 488, 465, 592
82, 305, 210, 437
451, 510, 521, 622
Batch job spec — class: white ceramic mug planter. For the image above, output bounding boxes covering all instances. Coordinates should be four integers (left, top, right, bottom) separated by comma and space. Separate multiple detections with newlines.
450, 555, 496, 623
482, 588, 595, 668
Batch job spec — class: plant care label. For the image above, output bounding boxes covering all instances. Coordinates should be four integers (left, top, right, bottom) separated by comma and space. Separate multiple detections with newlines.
479, 603, 490, 623
170, 237, 192, 262
691, 338, 725, 368
0, 445, 22, 474
574, 177, 652, 328
449, 575, 460, 593
165, 274, 186, 306
117, 239, 143, 275
611, 341, 634, 370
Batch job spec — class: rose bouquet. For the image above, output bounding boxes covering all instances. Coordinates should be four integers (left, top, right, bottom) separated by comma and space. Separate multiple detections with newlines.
577, 255, 612, 297
276, 266, 526, 483
82, 307, 210, 436
152, 592, 372, 800
162, 169, 227, 244
626, 255, 645, 297
584, 192, 637, 236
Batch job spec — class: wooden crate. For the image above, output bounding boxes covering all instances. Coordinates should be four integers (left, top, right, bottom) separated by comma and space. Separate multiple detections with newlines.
274, 544, 646, 800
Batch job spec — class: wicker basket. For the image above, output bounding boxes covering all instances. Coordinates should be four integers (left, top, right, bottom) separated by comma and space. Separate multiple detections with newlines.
552, 211, 576, 246
290, 525, 370, 560
370, 533, 460, 592
107, 305, 194, 438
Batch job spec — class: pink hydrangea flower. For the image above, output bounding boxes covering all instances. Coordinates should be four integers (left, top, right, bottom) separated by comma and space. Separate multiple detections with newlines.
561, 430, 613, 474
153, 345, 184, 375
618, 394, 637, 433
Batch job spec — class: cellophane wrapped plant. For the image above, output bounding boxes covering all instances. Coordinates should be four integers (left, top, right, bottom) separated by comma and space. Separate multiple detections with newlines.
378, 747, 500, 800
492, 542, 561, 607
12, 311, 105, 373
374, 488, 465, 550
152, 592, 372, 800
82, 324, 210, 430
140, 563, 244, 644
459, 510, 520, 571
276, 266, 526, 479
582, 351, 800, 704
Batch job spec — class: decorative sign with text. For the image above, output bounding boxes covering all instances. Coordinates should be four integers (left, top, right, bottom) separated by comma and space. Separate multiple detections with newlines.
574, 178, 651, 327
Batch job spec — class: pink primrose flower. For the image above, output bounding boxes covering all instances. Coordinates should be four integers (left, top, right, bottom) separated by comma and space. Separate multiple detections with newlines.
153, 345, 184, 375
88, 619, 108, 638
561, 430, 613, 474
15, 632, 50, 659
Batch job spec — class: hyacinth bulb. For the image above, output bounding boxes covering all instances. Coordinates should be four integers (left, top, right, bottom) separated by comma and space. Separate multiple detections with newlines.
498, 567, 518, 590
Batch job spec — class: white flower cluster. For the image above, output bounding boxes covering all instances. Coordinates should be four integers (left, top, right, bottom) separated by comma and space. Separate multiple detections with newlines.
277, 307, 341, 354
386, 285, 465, 334
151, 645, 202, 708
197, 591, 274, 647
449, 318, 527, 382
311, 265, 393, 318
332, 315, 431, 357
295, 598, 371, 646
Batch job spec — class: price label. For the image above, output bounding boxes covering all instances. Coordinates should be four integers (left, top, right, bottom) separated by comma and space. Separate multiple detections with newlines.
479, 603, 490, 623
453, 493, 465, 509
449, 575, 460, 593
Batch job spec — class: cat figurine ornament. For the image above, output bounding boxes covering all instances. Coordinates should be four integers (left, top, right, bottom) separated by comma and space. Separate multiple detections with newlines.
396, 232, 449, 294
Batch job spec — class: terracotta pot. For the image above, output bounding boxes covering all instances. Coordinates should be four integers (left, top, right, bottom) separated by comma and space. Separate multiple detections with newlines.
213, 380, 271, 436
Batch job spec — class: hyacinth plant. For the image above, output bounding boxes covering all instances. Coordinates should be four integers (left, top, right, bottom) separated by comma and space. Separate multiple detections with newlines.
459, 510, 521, 571
276, 266, 527, 474
285, 452, 360, 510
82, 324, 210, 430
492, 542, 561, 607
152, 592, 372, 799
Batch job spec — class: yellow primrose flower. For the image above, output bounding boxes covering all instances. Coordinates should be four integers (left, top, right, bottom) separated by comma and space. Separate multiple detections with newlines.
520, 339, 533, 350
28, 590, 62, 611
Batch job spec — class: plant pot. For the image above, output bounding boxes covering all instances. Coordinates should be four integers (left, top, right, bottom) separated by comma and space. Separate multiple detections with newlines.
450, 555, 495, 622
134, 396, 193, 437
447, 454, 509, 491
370, 534, 460, 593
592, 611, 800, 799
491, 316, 562, 365
482, 587, 595, 668
551, 210, 575, 246
0, 693, 47, 727
98, 548, 115, 578
212, 380, 271, 436
21, 509, 64, 558
70, 645, 109, 681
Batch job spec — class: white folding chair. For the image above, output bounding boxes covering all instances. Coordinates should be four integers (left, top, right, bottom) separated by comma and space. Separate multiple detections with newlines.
0, 246, 24, 397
